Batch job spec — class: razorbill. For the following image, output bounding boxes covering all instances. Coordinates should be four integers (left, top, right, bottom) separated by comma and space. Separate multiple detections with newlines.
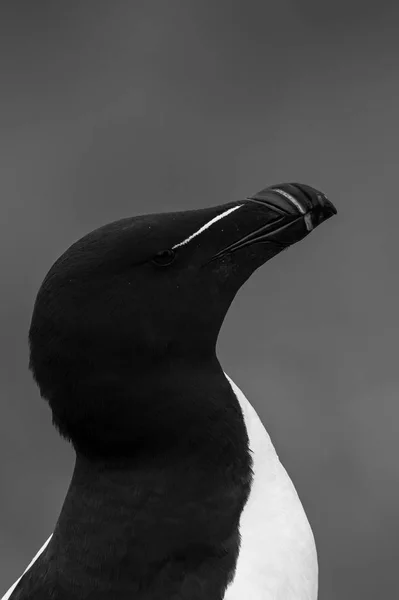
2, 183, 336, 600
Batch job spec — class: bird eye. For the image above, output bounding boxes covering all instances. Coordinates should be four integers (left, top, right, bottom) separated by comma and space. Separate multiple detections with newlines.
151, 249, 176, 267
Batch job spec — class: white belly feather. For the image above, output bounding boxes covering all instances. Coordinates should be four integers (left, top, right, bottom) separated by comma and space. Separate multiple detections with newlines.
223, 374, 318, 600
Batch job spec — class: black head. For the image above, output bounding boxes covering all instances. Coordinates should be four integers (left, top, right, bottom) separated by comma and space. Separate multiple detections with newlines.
29, 183, 336, 458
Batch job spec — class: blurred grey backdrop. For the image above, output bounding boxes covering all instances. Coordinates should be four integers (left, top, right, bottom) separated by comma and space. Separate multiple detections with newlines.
1, 1, 398, 598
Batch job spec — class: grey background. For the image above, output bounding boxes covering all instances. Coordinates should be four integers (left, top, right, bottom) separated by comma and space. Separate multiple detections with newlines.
1, 1, 398, 598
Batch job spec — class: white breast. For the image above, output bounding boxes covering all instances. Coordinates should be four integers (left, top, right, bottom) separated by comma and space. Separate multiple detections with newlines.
223, 374, 318, 600
1, 535, 52, 600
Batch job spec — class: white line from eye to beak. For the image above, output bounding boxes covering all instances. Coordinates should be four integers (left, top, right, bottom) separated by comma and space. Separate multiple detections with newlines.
172, 205, 243, 249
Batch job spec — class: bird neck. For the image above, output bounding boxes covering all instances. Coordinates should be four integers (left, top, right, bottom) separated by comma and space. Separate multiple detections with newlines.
49, 376, 253, 599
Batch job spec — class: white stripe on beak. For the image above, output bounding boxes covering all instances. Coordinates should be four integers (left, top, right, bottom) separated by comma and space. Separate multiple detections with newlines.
272, 189, 306, 214
273, 188, 314, 232
172, 205, 243, 249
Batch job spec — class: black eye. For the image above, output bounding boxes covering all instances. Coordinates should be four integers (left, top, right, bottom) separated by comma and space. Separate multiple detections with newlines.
151, 249, 176, 267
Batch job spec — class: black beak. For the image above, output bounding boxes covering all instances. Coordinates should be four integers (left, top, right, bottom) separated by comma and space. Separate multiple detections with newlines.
250, 182, 337, 227
244, 182, 337, 246
209, 182, 337, 262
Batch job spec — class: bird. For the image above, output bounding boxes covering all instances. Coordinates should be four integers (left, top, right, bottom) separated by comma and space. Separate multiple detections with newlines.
2, 182, 336, 600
